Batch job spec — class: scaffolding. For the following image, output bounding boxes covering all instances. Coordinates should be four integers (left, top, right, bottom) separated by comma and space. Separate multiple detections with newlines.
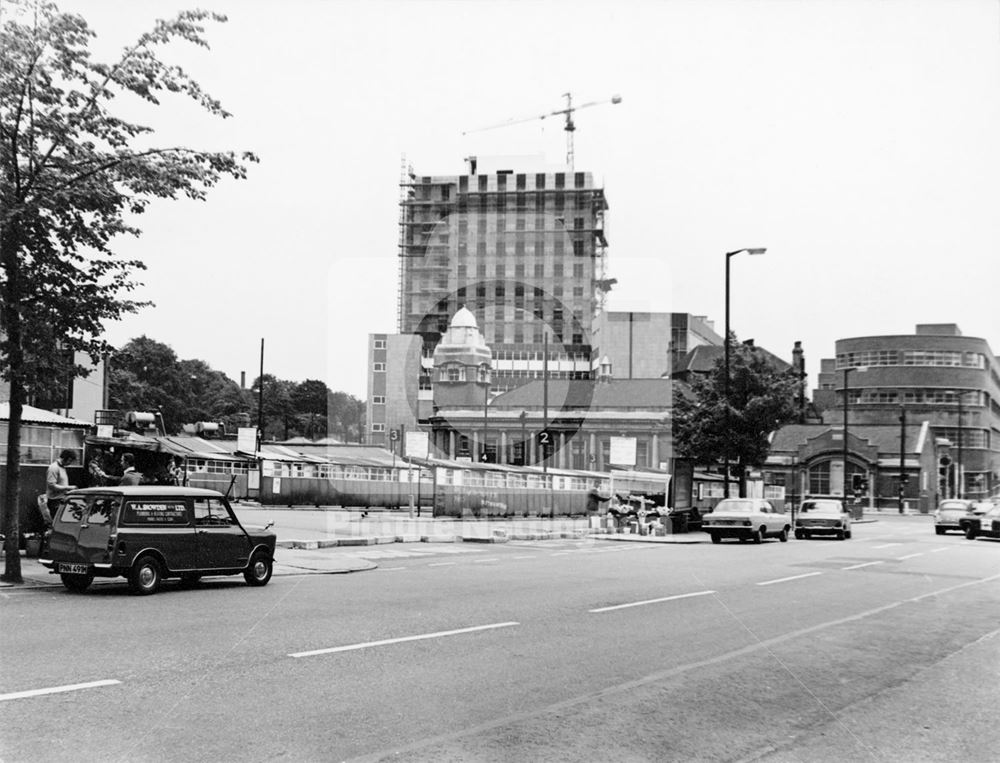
396, 155, 415, 332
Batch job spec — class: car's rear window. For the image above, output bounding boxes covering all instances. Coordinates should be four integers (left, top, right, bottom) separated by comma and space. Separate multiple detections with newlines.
715, 500, 754, 513
939, 501, 968, 510
802, 501, 841, 513
121, 501, 190, 527
56, 497, 88, 526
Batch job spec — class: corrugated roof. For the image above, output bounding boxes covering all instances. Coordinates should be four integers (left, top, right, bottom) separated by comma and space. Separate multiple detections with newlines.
770, 423, 923, 454
0, 403, 92, 428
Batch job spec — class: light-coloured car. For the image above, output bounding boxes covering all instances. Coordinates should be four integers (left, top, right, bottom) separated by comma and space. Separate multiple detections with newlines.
933, 499, 974, 535
795, 498, 851, 540
703, 498, 790, 544
960, 502, 1000, 540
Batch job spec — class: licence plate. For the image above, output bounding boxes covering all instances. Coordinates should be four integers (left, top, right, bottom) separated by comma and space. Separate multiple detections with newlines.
58, 563, 88, 575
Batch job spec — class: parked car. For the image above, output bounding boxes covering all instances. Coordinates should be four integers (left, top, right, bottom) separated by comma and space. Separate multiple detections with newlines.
795, 498, 851, 540
703, 498, 790, 544
961, 503, 1000, 540
40, 486, 276, 595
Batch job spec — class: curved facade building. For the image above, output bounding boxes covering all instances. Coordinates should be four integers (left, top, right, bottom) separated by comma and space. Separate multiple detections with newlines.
815, 324, 1000, 500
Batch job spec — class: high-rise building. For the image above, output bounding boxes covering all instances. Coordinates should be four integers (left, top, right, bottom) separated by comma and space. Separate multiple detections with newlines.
397, 165, 611, 394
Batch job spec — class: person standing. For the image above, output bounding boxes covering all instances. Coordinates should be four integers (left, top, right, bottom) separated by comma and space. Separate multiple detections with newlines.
44, 449, 77, 524
119, 453, 142, 486
87, 450, 110, 486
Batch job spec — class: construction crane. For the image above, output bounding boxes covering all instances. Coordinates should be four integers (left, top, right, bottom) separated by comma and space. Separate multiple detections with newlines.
462, 92, 622, 174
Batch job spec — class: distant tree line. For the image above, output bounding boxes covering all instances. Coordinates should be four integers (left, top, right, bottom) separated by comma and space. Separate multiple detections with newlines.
108, 336, 364, 441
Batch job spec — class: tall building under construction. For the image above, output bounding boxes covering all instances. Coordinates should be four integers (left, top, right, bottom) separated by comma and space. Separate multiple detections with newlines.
397, 164, 611, 394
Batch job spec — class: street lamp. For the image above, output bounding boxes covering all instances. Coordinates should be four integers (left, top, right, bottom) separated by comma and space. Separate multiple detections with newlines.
724, 247, 766, 498
842, 365, 866, 499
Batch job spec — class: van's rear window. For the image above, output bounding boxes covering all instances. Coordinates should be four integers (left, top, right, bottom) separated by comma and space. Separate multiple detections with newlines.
121, 501, 189, 526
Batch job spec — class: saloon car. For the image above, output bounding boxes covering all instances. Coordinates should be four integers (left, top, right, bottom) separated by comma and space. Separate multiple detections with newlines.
961, 503, 1000, 540
40, 486, 276, 595
703, 498, 791, 544
933, 499, 974, 535
794, 498, 851, 540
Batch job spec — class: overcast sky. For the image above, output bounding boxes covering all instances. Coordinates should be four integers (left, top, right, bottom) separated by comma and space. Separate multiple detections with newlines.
58, 0, 1000, 398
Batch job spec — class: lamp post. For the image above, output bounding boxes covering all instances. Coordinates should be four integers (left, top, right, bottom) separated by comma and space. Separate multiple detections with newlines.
482, 376, 489, 463
956, 390, 964, 499
724, 247, 766, 498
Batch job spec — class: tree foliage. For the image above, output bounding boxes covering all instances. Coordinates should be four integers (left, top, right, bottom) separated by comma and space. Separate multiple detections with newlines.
673, 338, 800, 493
0, 2, 255, 582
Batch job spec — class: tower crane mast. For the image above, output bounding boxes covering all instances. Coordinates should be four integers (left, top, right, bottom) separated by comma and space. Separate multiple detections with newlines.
462, 92, 622, 173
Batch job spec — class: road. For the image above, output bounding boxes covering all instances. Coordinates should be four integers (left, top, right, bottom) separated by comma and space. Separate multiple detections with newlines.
1, 516, 998, 762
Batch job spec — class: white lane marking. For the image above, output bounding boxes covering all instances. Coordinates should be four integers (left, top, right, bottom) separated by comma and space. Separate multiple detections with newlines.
512, 555, 535, 560
930, 547, 952, 553
428, 562, 456, 567
589, 590, 716, 613
378, 567, 405, 571
873, 543, 902, 549
473, 558, 499, 563
898, 553, 924, 560
0, 679, 121, 702
842, 561, 884, 571
757, 572, 823, 587
289, 622, 520, 658
551, 552, 570, 556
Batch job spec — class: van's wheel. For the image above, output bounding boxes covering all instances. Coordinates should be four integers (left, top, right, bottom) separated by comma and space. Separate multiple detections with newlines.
752, 528, 763, 544
935, 527, 945, 535
965, 526, 977, 540
794, 529, 805, 540
837, 530, 845, 540
60, 573, 93, 592
128, 555, 162, 596
710, 532, 721, 544
778, 528, 789, 542
244, 550, 273, 586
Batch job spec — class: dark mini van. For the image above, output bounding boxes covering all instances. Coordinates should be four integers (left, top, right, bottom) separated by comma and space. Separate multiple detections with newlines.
40, 486, 276, 595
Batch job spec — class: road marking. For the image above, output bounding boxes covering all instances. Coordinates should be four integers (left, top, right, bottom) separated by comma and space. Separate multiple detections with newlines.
898, 553, 924, 560
757, 572, 823, 587
512, 555, 535, 560
873, 543, 902, 549
472, 558, 499, 563
288, 622, 520, 658
929, 547, 952, 553
842, 561, 884, 570
428, 562, 456, 567
378, 566, 405, 571
551, 552, 570, 556
0, 679, 121, 702
589, 590, 716, 613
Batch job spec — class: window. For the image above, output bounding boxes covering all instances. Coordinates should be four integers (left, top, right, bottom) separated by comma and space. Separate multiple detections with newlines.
478, 175, 488, 192
573, 240, 585, 256
478, 217, 487, 233
573, 263, 584, 278
574, 172, 585, 188
534, 263, 544, 278
534, 239, 544, 257
555, 173, 565, 189
516, 173, 526, 190
516, 217, 526, 231
373, 362, 385, 372
373, 339, 386, 350
448, 366, 462, 381
553, 263, 563, 278
372, 423, 386, 432
535, 173, 546, 189
574, 217, 584, 230
441, 186, 450, 201
56, 497, 88, 526
808, 462, 831, 495
193, 498, 233, 527
573, 285, 584, 297
372, 395, 385, 405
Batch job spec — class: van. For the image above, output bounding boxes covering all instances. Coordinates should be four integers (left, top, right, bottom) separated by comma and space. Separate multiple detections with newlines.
39, 486, 276, 595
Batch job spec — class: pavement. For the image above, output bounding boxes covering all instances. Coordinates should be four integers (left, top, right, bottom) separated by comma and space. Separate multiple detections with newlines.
0, 505, 923, 588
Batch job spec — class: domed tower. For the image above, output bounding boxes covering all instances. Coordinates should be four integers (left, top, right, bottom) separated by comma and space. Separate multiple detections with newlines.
432, 307, 492, 408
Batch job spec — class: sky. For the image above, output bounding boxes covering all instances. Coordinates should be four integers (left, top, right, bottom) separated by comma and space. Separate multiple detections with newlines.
54, 0, 1000, 398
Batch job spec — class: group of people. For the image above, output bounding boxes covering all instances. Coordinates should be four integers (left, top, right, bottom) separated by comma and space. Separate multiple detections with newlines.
42, 450, 184, 527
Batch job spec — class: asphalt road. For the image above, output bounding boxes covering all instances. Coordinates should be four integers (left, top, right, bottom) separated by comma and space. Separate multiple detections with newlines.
1, 516, 998, 762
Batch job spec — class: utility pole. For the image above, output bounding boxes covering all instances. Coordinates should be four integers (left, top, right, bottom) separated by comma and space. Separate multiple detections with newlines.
898, 406, 906, 514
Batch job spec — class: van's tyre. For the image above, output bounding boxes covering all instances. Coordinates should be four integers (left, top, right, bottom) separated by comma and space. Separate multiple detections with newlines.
710, 532, 721, 544
60, 573, 93, 592
752, 528, 763, 544
244, 550, 273, 586
845, 530, 852, 539
794, 530, 805, 540
965, 526, 977, 540
837, 530, 845, 540
778, 528, 789, 542
935, 527, 945, 535
128, 555, 162, 596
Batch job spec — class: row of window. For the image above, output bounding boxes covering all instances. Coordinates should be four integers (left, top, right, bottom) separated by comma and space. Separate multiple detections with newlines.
844, 389, 985, 406
454, 239, 590, 257
455, 216, 593, 233
457, 262, 589, 278
837, 350, 987, 369
0, 424, 85, 466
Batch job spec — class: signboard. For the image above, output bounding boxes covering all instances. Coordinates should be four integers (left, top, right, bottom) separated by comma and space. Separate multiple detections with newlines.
237, 427, 258, 454
122, 501, 188, 526
96, 425, 113, 439
609, 436, 637, 466
404, 430, 429, 459
272, 477, 282, 494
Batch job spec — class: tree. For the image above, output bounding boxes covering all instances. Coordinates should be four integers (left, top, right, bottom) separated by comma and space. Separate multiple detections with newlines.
673, 338, 800, 496
291, 379, 329, 440
0, 2, 255, 583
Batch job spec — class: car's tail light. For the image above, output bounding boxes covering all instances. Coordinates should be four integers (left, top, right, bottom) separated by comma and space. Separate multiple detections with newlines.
743, 520, 752, 526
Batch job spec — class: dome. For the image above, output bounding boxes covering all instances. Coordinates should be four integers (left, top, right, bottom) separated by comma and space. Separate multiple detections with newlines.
449, 306, 478, 330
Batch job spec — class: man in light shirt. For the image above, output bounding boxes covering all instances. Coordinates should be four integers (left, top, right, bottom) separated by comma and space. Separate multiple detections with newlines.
44, 449, 77, 524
